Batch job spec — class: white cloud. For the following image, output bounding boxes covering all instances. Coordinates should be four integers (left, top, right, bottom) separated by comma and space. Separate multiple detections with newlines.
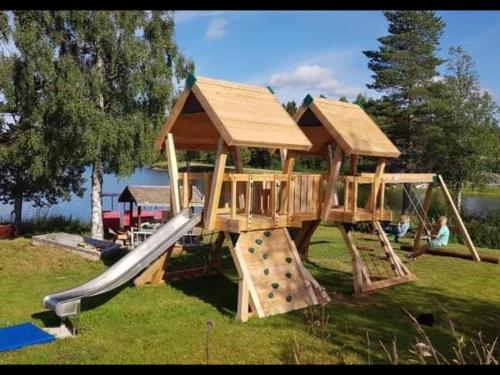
268, 64, 364, 101
204, 18, 228, 41
174, 11, 228, 24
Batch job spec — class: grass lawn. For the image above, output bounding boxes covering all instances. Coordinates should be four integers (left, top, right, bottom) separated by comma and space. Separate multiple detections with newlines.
0, 227, 498, 364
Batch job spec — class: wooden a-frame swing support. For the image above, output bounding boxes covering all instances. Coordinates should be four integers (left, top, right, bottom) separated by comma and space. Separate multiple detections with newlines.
406, 174, 481, 262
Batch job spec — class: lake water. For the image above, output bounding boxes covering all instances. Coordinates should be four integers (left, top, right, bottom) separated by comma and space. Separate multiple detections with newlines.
1, 167, 499, 222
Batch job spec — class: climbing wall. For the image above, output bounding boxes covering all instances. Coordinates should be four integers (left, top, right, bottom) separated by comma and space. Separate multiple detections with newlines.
229, 228, 328, 318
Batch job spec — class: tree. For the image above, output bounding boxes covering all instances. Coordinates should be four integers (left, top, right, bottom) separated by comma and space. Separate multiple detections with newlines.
363, 11, 445, 212
44, 11, 193, 239
423, 47, 499, 211
338, 96, 349, 103
0, 11, 85, 228
283, 100, 297, 115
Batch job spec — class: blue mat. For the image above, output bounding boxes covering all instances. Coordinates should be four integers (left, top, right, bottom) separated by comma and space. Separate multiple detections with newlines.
0, 322, 55, 352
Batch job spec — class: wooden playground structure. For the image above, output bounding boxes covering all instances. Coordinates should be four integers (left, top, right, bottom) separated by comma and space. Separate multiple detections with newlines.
137, 75, 493, 321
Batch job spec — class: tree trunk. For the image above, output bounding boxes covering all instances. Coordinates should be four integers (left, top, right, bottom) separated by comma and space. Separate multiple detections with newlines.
456, 187, 463, 213
402, 183, 411, 214
91, 161, 104, 239
13, 195, 23, 234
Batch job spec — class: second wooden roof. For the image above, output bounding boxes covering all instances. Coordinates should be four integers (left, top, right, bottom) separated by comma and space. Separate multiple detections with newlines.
295, 96, 401, 158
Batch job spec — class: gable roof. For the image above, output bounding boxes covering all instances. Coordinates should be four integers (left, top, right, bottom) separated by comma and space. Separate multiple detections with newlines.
295, 96, 401, 158
154, 75, 312, 152
118, 185, 203, 207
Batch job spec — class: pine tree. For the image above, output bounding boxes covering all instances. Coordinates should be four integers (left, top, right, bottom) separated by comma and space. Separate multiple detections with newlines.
363, 11, 445, 212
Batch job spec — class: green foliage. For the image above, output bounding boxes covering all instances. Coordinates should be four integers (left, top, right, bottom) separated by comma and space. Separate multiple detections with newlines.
338, 96, 349, 103
460, 210, 500, 249
0, 11, 86, 224
282, 100, 297, 116
422, 47, 499, 204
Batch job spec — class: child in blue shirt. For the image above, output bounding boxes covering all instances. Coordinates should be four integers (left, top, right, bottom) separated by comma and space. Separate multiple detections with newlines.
386, 214, 410, 243
407, 215, 450, 260
427, 216, 450, 250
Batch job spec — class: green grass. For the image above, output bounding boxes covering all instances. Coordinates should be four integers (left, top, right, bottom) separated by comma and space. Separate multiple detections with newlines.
0, 227, 498, 364
463, 185, 500, 198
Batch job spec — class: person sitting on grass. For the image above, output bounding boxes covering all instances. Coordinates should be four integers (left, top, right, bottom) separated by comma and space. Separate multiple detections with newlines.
407, 215, 450, 259
385, 214, 410, 243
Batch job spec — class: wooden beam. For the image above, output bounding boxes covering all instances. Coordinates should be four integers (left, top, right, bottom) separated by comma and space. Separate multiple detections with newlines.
231, 146, 245, 210
438, 175, 481, 262
182, 172, 189, 209
224, 232, 264, 320
413, 183, 434, 251
321, 144, 343, 220
205, 138, 228, 231
360, 173, 436, 184
165, 133, 181, 215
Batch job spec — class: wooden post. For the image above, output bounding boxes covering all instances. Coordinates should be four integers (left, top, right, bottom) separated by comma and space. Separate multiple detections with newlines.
205, 138, 228, 231
368, 158, 386, 213
165, 133, 181, 215
321, 144, 343, 220
438, 175, 480, 262
129, 201, 134, 228
137, 206, 142, 229
279, 149, 288, 170
182, 172, 189, 209
231, 176, 237, 219
413, 183, 434, 251
231, 146, 245, 210
280, 150, 295, 212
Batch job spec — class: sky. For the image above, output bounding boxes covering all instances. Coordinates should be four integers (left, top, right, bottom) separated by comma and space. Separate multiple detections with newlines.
174, 11, 500, 104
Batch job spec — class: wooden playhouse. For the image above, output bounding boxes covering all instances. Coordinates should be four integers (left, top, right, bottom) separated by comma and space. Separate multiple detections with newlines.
153, 76, 330, 321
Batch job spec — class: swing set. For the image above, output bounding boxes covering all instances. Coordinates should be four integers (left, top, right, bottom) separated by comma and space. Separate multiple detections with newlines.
386, 175, 499, 264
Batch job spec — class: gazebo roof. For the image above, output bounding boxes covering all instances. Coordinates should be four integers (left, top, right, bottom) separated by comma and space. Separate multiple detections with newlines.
154, 75, 312, 152
295, 96, 401, 158
118, 185, 203, 207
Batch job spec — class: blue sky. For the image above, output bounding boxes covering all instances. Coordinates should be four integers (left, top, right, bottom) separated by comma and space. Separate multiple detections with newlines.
174, 11, 500, 104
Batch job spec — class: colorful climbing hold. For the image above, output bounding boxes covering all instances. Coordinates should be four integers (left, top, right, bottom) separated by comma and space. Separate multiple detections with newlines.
248, 247, 255, 254
268, 293, 274, 299
264, 269, 269, 275
264, 231, 271, 237
263, 253, 269, 260
286, 295, 292, 302
255, 239, 263, 245
285, 257, 293, 264
271, 283, 279, 289
285, 272, 292, 279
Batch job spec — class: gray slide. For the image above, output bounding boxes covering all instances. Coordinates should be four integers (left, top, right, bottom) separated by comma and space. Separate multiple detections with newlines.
43, 207, 202, 319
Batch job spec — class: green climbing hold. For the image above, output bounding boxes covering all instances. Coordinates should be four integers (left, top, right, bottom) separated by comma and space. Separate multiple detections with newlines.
271, 283, 279, 289
286, 295, 292, 302
264, 269, 269, 275
255, 239, 263, 245
285, 257, 293, 264
248, 247, 255, 254
264, 231, 271, 237
285, 272, 292, 279
268, 293, 274, 299
263, 253, 269, 260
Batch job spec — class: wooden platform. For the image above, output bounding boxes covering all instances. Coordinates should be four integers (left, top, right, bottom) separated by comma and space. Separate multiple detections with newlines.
327, 206, 393, 223
31, 233, 121, 261
227, 228, 329, 321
